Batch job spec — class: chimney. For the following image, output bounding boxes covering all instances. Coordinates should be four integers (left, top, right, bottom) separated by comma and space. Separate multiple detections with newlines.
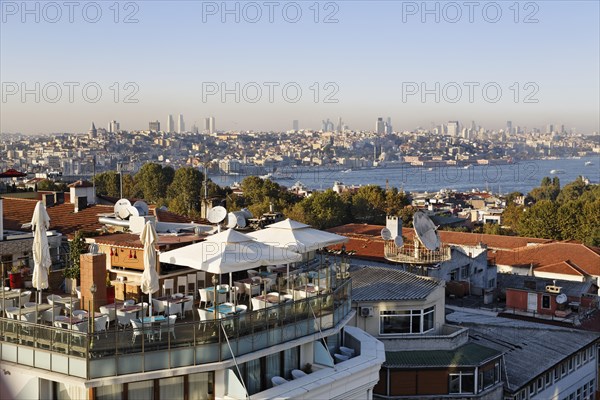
386, 215, 402, 238
0, 198, 4, 241
54, 192, 65, 204
43, 193, 55, 207
75, 196, 87, 213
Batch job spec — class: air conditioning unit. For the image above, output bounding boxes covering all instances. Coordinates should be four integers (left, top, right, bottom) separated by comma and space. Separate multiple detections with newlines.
360, 306, 374, 317
546, 285, 561, 294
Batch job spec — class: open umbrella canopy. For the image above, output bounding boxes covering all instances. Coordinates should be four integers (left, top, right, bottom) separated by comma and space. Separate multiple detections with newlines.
140, 221, 159, 295
31, 201, 51, 292
246, 218, 348, 253
159, 229, 302, 274
0, 168, 27, 178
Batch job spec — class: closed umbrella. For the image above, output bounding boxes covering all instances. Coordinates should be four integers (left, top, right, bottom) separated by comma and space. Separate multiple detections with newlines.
140, 221, 159, 317
32, 201, 51, 304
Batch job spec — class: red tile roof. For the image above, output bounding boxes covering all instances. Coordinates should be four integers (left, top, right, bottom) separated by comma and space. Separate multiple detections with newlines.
534, 260, 588, 277
2, 197, 111, 235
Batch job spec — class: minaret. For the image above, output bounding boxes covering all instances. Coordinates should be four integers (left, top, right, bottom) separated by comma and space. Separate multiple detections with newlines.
88, 122, 97, 139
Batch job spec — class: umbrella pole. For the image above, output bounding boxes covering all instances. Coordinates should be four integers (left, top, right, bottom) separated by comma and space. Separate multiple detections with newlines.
149, 292, 153, 317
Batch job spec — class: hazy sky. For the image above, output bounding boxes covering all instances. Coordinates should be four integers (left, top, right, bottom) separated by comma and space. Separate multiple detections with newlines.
1, 1, 599, 134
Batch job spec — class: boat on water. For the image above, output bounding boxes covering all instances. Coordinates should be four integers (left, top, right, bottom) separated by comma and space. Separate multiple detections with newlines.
463, 164, 473, 169
342, 169, 352, 173
585, 161, 594, 166
550, 169, 566, 174
260, 172, 293, 180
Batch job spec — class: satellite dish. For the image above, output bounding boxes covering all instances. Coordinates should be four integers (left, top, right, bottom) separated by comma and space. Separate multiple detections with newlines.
207, 206, 227, 224
381, 228, 392, 241
226, 212, 238, 229
114, 199, 132, 219
133, 200, 149, 216
89, 243, 99, 254
233, 211, 247, 228
556, 293, 568, 304
413, 211, 441, 251
394, 235, 404, 247
159, 206, 168, 211
127, 205, 140, 218
241, 208, 253, 219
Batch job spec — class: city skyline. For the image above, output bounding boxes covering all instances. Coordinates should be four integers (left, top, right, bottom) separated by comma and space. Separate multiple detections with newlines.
1, 1, 599, 134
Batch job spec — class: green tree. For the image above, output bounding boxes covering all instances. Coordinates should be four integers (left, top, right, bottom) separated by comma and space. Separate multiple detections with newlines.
93, 171, 120, 197
288, 190, 349, 229
556, 200, 583, 241
65, 231, 86, 280
579, 199, 600, 246
501, 203, 524, 233
167, 167, 203, 215
385, 188, 411, 216
351, 185, 385, 224
399, 205, 416, 228
36, 179, 58, 191
529, 177, 560, 202
134, 163, 174, 202
556, 176, 588, 203
518, 200, 560, 239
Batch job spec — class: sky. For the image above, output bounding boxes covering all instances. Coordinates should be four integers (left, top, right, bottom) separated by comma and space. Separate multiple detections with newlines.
1, 0, 599, 134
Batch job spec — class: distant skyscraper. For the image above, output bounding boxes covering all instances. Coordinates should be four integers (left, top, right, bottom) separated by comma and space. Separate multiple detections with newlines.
167, 114, 174, 133
385, 117, 392, 135
203, 117, 210, 132
322, 118, 334, 132
293, 120, 299, 131
376, 117, 385, 135
506, 121, 512, 134
177, 114, 185, 133
108, 120, 119, 133
547, 124, 554, 134
149, 120, 160, 132
447, 121, 459, 136
337, 117, 343, 133
208, 116, 215, 134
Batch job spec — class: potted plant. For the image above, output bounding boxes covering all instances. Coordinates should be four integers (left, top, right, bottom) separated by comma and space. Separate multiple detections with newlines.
64, 231, 86, 294
106, 271, 115, 304
8, 262, 23, 289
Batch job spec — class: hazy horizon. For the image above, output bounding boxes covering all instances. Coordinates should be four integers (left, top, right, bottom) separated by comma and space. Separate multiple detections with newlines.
1, 1, 599, 135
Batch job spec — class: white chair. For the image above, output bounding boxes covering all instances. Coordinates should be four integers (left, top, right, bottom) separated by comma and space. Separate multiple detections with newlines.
291, 369, 307, 379
64, 299, 80, 316
283, 294, 293, 302
20, 312, 37, 333
334, 353, 349, 363
131, 319, 154, 344
234, 282, 245, 300
71, 322, 88, 345
176, 276, 187, 294
187, 273, 197, 298
182, 295, 194, 318
162, 314, 177, 339
19, 290, 32, 305
244, 282, 260, 298
166, 302, 182, 319
72, 310, 88, 319
198, 288, 210, 308
237, 304, 248, 313
24, 301, 37, 308
5, 306, 20, 319
271, 376, 288, 386
123, 299, 135, 306
197, 308, 215, 331
76, 286, 81, 299
116, 309, 135, 328
196, 271, 206, 289
99, 305, 116, 324
173, 293, 184, 299
162, 279, 174, 297
152, 298, 165, 315
94, 315, 109, 338
247, 270, 258, 278
46, 294, 62, 306
251, 297, 265, 311
136, 302, 149, 319
41, 306, 62, 325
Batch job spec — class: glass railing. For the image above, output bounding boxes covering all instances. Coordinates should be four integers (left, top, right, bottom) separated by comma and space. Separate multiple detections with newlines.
0, 278, 352, 379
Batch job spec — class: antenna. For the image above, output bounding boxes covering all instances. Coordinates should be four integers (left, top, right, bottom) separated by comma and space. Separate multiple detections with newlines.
413, 211, 441, 250
556, 293, 567, 304
114, 199, 132, 220
380, 228, 392, 241
226, 212, 238, 229
207, 206, 227, 224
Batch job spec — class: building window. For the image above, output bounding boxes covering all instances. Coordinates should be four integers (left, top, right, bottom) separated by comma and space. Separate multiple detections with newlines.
541, 295, 551, 309
480, 362, 500, 390
460, 265, 469, 279
545, 371, 552, 387
537, 377, 543, 391
449, 372, 475, 394
380, 307, 435, 335
450, 270, 457, 281
488, 278, 496, 288
529, 382, 536, 396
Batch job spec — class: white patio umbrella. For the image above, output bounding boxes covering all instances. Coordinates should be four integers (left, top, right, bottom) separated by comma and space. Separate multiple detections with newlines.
31, 201, 51, 304
247, 219, 348, 290
140, 221, 159, 317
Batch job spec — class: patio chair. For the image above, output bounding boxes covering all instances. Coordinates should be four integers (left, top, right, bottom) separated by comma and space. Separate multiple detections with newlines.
71, 322, 88, 346
334, 353, 349, 363
187, 273, 197, 298
271, 376, 288, 386
94, 315, 109, 339
197, 308, 215, 331
196, 271, 206, 289
19, 290, 32, 305
99, 305, 116, 324
116, 309, 135, 328
182, 295, 194, 318
161, 314, 177, 340
198, 288, 210, 308
233, 282, 245, 300
166, 302, 182, 319
176, 276, 187, 294
152, 298, 165, 315
136, 302, 149, 319
131, 319, 155, 344
46, 294, 62, 306
162, 279, 174, 297
72, 310, 88, 319
19, 312, 37, 334
23, 301, 37, 308
339, 346, 355, 357
247, 269, 258, 278
291, 369, 307, 379
41, 306, 62, 325
123, 299, 135, 306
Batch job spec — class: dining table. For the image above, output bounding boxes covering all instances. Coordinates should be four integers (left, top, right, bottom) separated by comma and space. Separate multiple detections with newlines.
205, 303, 245, 316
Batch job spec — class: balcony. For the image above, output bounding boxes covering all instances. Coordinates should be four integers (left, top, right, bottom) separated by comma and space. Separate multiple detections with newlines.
384, 240, 451, 265
0, 279, 352, 380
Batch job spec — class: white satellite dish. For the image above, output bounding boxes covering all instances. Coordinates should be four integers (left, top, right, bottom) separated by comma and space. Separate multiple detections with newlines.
233, 211, 247, 228
381, 228, 392, 241
413, 211, 441, 251
114, 199, 132, 219
241, 208, 253, 219
207, 206, 227, 224
556, 293, 568, 304
394, 235, 404, 247
133, 200, 149, 216
127, 205, 140, 217
226, 212, 238, 229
